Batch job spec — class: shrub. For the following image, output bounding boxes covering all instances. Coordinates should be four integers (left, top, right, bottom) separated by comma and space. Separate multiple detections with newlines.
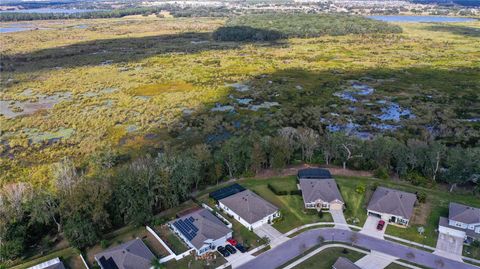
100, 240, 109, 249
355, 184, 366, 194
290, 189, 302, 196
267, 183, 289, 195
405, 171, 431, 187
318, 210, 324, 218
374, 167, 389, 180
417, 191, 427, 203
371, 182, 380, 191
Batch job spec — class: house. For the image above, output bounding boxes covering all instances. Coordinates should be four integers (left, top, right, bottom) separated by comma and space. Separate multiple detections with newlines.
169, 208, 232, 255
298, 168, 344, 210
438, 202, 480, 243
367, 187, 417, 226
94, 238, 156, 269
28, 257, 65, 269
332, 257, 361, 269
218, 189, 280, 230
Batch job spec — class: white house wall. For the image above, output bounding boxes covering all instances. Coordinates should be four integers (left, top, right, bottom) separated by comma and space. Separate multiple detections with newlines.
439, 225, 466, 238
367, 210, 409, 225
219, 201, 280, 230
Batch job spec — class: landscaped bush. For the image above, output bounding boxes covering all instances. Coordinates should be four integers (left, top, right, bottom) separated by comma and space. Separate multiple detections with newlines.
417, 191, 427, 203
374, 166, 390, 180
268, 183, 289, 195
290, 189, 302, 196
355, 184, 366, 194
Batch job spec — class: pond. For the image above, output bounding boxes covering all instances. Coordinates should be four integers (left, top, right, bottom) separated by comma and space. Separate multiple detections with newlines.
0, 27, 31, 33
368, 15, 477, 23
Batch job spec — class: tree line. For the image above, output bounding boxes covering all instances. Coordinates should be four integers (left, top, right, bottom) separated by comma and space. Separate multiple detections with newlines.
1, 128, 479, 263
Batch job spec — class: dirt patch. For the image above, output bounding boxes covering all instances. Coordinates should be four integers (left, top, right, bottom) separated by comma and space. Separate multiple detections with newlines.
254, 164, 373, 179
144, 231, 170, 257
411, 200, 432, 225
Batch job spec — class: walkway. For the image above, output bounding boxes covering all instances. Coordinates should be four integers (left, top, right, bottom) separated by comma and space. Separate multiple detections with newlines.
254, 224, 288, 247
330, 209, 349, 230
237, 228, 479, 269
354, 251, 397, 269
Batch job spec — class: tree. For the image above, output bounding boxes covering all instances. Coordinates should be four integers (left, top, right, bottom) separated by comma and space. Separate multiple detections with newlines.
191, 144, 212, 190
60, 179, 112, 249
28, 190, 61, 233
297, 127, 319, 162
330, 133, 362, 169
53, 157, 82, 196
443, 147, 480, 192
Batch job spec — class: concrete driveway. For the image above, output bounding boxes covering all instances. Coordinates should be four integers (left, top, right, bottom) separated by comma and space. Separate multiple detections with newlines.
254, 224, 288, 247
354, 251, 397, 269
433, 232, 464, 262
360, 215, 386, 238
223, 249, 255, 268
330, 209, 349, 230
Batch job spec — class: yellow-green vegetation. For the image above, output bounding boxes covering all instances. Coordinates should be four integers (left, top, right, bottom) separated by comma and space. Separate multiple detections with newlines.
1, 17, 479, 186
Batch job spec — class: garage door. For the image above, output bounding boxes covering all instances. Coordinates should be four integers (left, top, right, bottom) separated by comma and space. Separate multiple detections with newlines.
368, 211, 381, 218
331, 203, 343, 210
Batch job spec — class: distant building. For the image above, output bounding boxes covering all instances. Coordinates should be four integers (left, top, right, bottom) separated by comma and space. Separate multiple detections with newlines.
367, 187, 416, 226
169, 208, 232, 255
438, 202, 480, 243
332, 257, 361, 269
28, 257, 65, 269
94, 238, 156, 269
298, 168, 344, 211
218, 189, 280, 230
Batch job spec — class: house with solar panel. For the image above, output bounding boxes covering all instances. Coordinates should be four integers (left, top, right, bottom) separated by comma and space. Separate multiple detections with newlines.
94, 238, 156, 269
169, 208, 232, 256
297, 168, 344, 211
212, 184, 280, 230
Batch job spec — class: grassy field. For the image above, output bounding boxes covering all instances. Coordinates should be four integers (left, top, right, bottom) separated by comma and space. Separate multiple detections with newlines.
241, 176, 333, 233
290, 247, 365, 269
1, 17, 479, 186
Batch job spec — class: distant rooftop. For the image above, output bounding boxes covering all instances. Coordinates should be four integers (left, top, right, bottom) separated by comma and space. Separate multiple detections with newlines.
169, 208, 231, 250
298, 168, 332, 179
28, 257, 65, 269
367, 187, 416, 219
449, 202, 480, 224
219, 189, 278, 224
94, 238, 155, 269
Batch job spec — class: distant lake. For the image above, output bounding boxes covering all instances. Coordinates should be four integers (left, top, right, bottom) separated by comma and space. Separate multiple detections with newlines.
0, 27, 31, 33
0, 8, 103, 14
368, 15, 477, 23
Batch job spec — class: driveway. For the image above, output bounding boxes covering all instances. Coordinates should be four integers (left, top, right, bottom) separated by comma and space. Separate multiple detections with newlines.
354, 251, 397, 269
237, 228, 477, 269
223, 250, 255, 268
360, 215, 386, 238
433, 232, 464, 262
330, 209, 349, 230
254, 224, 288, 247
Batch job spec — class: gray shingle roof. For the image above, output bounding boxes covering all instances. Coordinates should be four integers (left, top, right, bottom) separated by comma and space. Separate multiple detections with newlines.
449, 202, 480, 224
332, 257, 361, 269
367, 187, 416, 219
170, 208, 232, 250
299, 178, 344, 204
94, 238, 155, 269
28, 258, 66, 269
219, 189, 278, 224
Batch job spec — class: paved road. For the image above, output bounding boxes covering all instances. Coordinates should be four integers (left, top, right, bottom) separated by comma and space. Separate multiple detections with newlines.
237, 228, 479, 269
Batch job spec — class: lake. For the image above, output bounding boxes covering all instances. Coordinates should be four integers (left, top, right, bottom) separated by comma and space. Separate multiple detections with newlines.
0, 27, 31, 33
0, 8, 103, 14
368, 15, 477, 23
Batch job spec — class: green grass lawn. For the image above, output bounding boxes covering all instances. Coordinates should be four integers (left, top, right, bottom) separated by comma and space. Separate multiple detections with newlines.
154, 225, 190, 254
9, 248, 81, 269
335, 177, 369, 227
463, 243, 480, 260
241, 177, 333, 233
290, 247, 365, 269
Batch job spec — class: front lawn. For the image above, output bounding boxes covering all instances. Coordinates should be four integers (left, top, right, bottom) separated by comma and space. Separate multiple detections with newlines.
241, 177, 333, 233
335, 177, 370, 227
463, 243, 480, 260
165, 253, 227, 269
290, 247, 365, 269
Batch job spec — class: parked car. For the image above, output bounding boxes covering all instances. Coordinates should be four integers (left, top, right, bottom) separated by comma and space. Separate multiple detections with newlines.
235, 243, 247, 253
227, 238, 238, 246
225, 244, 237, 254
217, 246, 230, 257
377, 220, 385, 230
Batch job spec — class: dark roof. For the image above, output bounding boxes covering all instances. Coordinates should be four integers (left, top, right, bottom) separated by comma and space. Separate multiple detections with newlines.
28, 257, 66, 269
219, 189, 278, 224
94, 239, 155, 269
209, 183, 246, 201
367, 187, 416, 219
449, 202, 480, 224
299, 178, 344, 204
298, 168, 332, 179
169, 208, 232, 250
332, 257, 361, 269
